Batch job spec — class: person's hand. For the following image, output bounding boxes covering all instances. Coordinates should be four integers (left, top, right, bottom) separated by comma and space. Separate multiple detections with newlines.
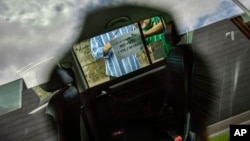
147, 45, 152, 53
103, 42, 112, 55
143, 32, 149, 38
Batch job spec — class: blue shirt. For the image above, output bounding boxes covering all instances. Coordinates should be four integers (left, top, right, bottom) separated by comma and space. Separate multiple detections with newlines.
90, 25, 141, 77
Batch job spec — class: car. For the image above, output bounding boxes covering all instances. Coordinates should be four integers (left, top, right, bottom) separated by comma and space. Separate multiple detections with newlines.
0, 1, 249, 141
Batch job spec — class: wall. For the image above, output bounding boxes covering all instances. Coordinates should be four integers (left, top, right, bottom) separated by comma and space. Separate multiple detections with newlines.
73, 39, 108, 87
191, 18, 250, 129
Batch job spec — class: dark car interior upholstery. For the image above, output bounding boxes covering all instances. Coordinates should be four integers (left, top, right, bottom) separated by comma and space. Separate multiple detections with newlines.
80, 50, 192, 141
78, 5, 193, 141
40, 66, 81, 141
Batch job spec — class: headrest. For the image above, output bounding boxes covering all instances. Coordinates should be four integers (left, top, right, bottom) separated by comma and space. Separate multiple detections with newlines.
39, 66, 73, 92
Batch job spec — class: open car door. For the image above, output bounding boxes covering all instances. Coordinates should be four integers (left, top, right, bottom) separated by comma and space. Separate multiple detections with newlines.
73, 5, 194, 141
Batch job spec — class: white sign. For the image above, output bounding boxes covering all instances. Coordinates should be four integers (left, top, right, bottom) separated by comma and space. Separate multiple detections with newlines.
110, 29, 143, 60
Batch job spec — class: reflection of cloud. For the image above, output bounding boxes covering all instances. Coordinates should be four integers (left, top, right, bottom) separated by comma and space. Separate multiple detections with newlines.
239, 0, 250, 9
175, 0, 247, 32
18, 57, 58, 88
0, 67, 19, 84
127, 0, 246, 33
193, 1, 242, 31
0, 0, 250, 86
0, 0, 118, 86
0, 0, 84, 86
0, 1, 8, 16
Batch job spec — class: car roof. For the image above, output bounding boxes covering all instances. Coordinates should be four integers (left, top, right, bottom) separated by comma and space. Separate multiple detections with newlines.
78, 5, 172, 41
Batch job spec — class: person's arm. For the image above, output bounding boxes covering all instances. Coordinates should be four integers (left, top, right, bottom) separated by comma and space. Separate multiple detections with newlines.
103, 42, 112, 55
143, 22, 164, 38
90, 36, 112, 60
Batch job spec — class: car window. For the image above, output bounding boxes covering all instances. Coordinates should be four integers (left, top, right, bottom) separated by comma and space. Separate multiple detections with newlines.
73, 16, 169, 87
0, 79, 22, 115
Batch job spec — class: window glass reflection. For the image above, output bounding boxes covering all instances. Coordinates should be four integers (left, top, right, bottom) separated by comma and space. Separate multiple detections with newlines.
141, 16, 171, 61
90, 24, 143, 80
73, 16, 170, 87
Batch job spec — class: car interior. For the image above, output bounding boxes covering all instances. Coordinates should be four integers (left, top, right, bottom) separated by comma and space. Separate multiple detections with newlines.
38, 5, 198, 141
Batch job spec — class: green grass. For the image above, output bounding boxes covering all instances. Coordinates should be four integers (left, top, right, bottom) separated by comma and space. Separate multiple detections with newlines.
208, 133, 229, 141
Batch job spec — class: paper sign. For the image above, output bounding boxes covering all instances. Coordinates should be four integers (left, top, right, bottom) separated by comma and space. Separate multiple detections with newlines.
150, 40, 165, 60
110, 29, 143, 60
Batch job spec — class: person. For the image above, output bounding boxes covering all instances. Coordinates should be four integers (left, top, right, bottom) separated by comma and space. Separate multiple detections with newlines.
141, 16, 171, 57
90, 25, 141, 79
